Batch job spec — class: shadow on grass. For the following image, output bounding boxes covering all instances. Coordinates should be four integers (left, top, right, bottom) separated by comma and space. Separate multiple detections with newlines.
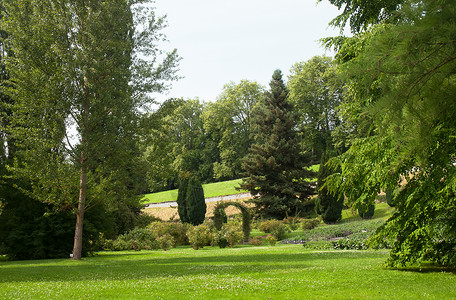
393, 265, 456, 274
0, 250, 377, 284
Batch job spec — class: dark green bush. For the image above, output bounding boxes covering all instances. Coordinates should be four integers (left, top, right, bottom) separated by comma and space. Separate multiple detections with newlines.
186, 177, 206, 226
358, 203, 375, 219
385, 188, 395, 207
176, 178, 189, 223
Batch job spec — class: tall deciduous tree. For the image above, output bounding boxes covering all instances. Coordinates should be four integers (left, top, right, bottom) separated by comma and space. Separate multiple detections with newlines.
288, 56, 345, 161
325, 0, 456, 267
203, 80, 265, 180
240, 70, 314, 219
1, 0, 179, 260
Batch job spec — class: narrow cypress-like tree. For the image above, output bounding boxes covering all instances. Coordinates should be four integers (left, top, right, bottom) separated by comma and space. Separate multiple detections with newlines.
176, 177, 189, 223
240, 70, 314, 219
185, 176, 206, 226
316, 152, 344, 223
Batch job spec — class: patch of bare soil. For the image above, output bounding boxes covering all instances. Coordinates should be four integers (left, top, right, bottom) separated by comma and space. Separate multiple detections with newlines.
142, 197, 252, 221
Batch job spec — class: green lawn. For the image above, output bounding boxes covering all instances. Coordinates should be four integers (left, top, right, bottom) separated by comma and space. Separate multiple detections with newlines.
1, 245, 454, 299
141, 179, 246, 204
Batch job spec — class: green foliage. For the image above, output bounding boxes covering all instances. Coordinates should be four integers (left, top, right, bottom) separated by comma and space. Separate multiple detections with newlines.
326, 0, 456, 267
265, 235, 277, 246
203, 80, 266, 180
186, 177, 206, 226
258, 220, 287, 240
317, 152, 344, 223
240, 70, 315, 219
385, 188, 395, 207
295, 218, 385, 242
176, 178, 189, 223
358, 203, 375, 219
249, 236, 264, 246
301, 218, 321, 230
213, 201, 251, 241
1, 0, 179, 259
288, 56, 346, 160
156, 234, 175, 251
320, 0, 404, 34
215, 221, 243, 248
106, 228, 159, 251
187, 223, 212, 250
147, 221, 189, 246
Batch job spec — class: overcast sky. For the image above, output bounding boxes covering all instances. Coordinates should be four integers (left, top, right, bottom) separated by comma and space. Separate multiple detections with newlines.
152, 0, 343, 104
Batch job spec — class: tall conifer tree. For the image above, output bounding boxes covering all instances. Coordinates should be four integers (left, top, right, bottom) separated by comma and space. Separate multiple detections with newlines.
240, 70, 314, 219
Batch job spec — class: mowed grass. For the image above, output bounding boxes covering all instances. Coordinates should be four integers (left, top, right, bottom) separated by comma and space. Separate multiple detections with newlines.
1, 245, 455, 299
141, 179, 246, 204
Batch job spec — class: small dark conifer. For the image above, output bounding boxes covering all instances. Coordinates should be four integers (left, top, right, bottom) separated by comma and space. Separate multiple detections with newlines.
316, 152, 344, 223
185, 176, 206, 225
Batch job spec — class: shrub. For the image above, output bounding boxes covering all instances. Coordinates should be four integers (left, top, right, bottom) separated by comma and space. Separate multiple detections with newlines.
358, 203, 375, 219
223, 222, 243, 247
266, 235, 277, 246
249, 236, 264, 246
213, 232, 229, 248
258, 220, 287, 240
187, 224, 212, 250
303, 240, 333, 250
148, 221, 189, 246
283, 217, 300, 231
156, 234, 175, 251
110, 227, 159, 251
317, 152, 344, 224
301, 218, 321, 230
385, 188, 395, 207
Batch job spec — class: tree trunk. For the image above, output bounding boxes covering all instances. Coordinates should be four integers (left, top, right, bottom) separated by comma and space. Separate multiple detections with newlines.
72, 72, 89, 260
72, 156, 87, 260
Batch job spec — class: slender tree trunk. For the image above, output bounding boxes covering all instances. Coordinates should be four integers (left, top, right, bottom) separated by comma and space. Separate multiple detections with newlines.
72, 73, 89, 260
72, 158, 87, 260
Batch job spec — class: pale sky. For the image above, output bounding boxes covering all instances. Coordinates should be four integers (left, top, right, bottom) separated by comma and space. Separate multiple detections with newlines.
153, 0, 343, 103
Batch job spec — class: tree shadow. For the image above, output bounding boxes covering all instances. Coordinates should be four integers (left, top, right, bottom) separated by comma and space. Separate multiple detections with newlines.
0, 250, 361, 284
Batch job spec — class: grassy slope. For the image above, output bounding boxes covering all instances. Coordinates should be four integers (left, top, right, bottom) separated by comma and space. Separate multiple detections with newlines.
142, 164, 319, 205
141, 179, 246, 204
1, 246, 454, 299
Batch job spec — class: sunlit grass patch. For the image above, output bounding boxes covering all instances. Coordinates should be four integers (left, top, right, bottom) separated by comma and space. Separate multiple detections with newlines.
1, 245, 454, 299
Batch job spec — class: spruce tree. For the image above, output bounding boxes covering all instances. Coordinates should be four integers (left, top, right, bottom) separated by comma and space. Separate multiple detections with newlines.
185, 176, 206, 226
240, 70, 314, 219
316, 152, 344, 223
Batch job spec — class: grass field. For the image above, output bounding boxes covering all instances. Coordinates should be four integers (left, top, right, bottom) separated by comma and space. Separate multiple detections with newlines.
1, 245, 454, 299
141, 179, 246, 204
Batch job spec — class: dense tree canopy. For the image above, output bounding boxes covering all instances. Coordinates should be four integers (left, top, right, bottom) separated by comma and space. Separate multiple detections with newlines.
203, 80, 265, 180
326, 0, 456, 267
288, 55, 345, 161
1, 0, 179, 260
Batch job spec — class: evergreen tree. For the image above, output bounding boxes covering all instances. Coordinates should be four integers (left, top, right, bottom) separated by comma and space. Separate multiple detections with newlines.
317, 152, 343, 223
240, 70, 314, 219
176, 177, 189, 223
185, 176, 206, 226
